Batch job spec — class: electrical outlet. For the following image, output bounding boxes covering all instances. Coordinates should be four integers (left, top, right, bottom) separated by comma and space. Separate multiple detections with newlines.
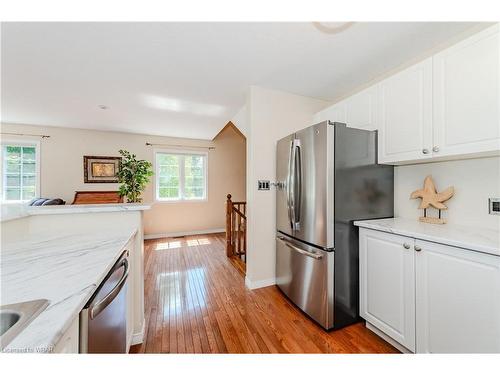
489, 198, 500, 215
258, 180, 270, 190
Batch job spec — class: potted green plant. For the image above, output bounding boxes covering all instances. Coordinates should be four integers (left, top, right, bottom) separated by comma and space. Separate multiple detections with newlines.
117, 149, 153, 203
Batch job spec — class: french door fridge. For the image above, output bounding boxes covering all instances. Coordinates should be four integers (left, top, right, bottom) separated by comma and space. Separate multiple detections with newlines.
275, 121, 394, 330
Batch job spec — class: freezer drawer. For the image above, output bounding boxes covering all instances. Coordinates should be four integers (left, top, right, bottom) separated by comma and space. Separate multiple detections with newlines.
275, 234, 334, 329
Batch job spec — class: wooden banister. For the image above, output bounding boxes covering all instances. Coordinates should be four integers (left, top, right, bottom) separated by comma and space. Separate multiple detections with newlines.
226, 194, 247, 262
226, 194, 233, 256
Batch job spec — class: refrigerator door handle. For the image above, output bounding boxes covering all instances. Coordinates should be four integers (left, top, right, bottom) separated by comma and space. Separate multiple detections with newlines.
277, 236, 323, 260
287, 140, 295, 230
294, 142, 302, 228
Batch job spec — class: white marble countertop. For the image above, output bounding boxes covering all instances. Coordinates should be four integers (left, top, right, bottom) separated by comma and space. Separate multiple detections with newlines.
0, 229, 136, 352
1, 202, 151, 223
354, 217, 500, 257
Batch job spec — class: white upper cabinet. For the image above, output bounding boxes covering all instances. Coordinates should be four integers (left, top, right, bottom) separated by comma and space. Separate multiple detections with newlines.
312, 86, 378, 130
415, 239, 500, 353
312, 23, 499, 164
433, 24, 500, 157
343, 86, 379, 130
378, 58, 433, 164
313, 103, 346, 124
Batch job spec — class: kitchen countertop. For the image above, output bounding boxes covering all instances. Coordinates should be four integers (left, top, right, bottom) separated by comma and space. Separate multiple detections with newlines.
0, 229, 136, 352
0, 202, 151, 223
354, 217, 500, 257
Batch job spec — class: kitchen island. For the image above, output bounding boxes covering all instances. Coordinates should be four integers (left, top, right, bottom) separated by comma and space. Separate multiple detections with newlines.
0, 203, 151, 353
1, 230, 136, 352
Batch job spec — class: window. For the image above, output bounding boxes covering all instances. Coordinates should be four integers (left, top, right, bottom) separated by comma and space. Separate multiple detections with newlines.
1, 142, 40, 202
155, 151, 207, 202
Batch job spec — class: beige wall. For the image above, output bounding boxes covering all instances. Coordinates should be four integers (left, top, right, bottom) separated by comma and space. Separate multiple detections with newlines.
245, 86, 329, 288
0, 122, 246, 236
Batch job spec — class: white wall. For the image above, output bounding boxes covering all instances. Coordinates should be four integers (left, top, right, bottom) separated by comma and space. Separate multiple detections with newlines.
395, 156, 500, 231
231, 106, 248, 137
0, 122, 246, 236
245, 86, 328, 288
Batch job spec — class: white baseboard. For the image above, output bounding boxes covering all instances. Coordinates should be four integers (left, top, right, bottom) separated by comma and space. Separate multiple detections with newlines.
144, 228, 225, 240
245, 276, 276, 290
129, 319, 146, 347
365, 321, 413, 353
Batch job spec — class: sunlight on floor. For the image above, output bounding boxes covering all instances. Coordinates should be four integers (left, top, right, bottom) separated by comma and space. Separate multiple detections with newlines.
155, 237, 211, 251
156, 267, 207, 313
187, 238, 211, 246
155, 241, 181, 250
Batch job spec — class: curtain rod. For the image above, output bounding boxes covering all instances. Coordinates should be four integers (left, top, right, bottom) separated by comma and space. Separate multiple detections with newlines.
145, 142, 215, 150
1, 132, 51, 139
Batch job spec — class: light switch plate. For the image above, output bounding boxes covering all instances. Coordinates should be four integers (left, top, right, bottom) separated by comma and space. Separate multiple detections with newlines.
258, 180, 270, 190
489, 198, 500, 215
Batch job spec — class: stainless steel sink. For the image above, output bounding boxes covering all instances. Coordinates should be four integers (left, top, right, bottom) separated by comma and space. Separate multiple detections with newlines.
0, 311, 21, 336
0, 299, 49, 350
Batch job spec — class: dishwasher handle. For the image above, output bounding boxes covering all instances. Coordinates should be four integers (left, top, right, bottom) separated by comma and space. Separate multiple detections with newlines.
89, 251, 129, 320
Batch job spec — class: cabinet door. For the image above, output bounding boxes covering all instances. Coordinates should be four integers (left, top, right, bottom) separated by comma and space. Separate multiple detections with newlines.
433, 25, 500, 157
125, 237, 135, 351
312, 103, 346, 124
53, 317, 79, 353
378, 58, 433, 164
344, 86, 379, 130
359, 229, 416, 351
415, 239, 500, 353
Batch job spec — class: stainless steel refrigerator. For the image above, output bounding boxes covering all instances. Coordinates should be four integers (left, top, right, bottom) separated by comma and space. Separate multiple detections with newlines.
275, 121, 394, 330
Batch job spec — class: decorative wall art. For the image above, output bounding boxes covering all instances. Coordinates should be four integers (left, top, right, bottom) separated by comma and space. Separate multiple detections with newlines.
410, 175, 454, 224
83, 156, 121, 183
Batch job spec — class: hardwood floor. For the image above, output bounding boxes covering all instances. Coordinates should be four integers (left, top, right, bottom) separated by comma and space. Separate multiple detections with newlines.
130, 233, 398, 354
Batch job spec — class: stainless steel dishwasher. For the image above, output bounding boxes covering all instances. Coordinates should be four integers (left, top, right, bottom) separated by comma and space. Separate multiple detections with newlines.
79, 249, 129, 353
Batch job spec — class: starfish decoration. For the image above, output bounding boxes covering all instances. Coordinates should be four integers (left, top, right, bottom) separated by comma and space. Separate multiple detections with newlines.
410, 175, 454, 210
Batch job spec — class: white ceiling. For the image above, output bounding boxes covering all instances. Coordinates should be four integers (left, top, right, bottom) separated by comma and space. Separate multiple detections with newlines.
1, 22, 480, 140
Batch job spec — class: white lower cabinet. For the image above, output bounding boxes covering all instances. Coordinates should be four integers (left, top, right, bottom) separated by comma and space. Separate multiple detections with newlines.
416, 239, 500, 353
53, 317, 79, 353
359, 228, 500, 353
126, 236, 135, 351
359, 229, 416, 351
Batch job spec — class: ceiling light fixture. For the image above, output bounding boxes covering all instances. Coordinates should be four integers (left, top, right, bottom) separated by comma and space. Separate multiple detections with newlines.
98, 105, 108, 110
312, 22, 355, 35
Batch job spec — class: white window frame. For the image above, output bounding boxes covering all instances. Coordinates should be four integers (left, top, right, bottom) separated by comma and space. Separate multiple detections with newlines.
154, 148, 208, 203
1, 138, 41, 203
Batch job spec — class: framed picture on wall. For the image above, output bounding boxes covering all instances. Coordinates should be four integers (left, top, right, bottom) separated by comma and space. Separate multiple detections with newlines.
83, 156, 121, 183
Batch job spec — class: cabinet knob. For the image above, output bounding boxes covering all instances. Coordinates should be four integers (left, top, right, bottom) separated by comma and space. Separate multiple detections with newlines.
414, 245, 422, 252
422, 148, 429, 154
403, 243, 411, 249
432, 145, 440, 153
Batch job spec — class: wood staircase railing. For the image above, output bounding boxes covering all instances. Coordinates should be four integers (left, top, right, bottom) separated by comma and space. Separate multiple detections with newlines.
226, 194, 246, 262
